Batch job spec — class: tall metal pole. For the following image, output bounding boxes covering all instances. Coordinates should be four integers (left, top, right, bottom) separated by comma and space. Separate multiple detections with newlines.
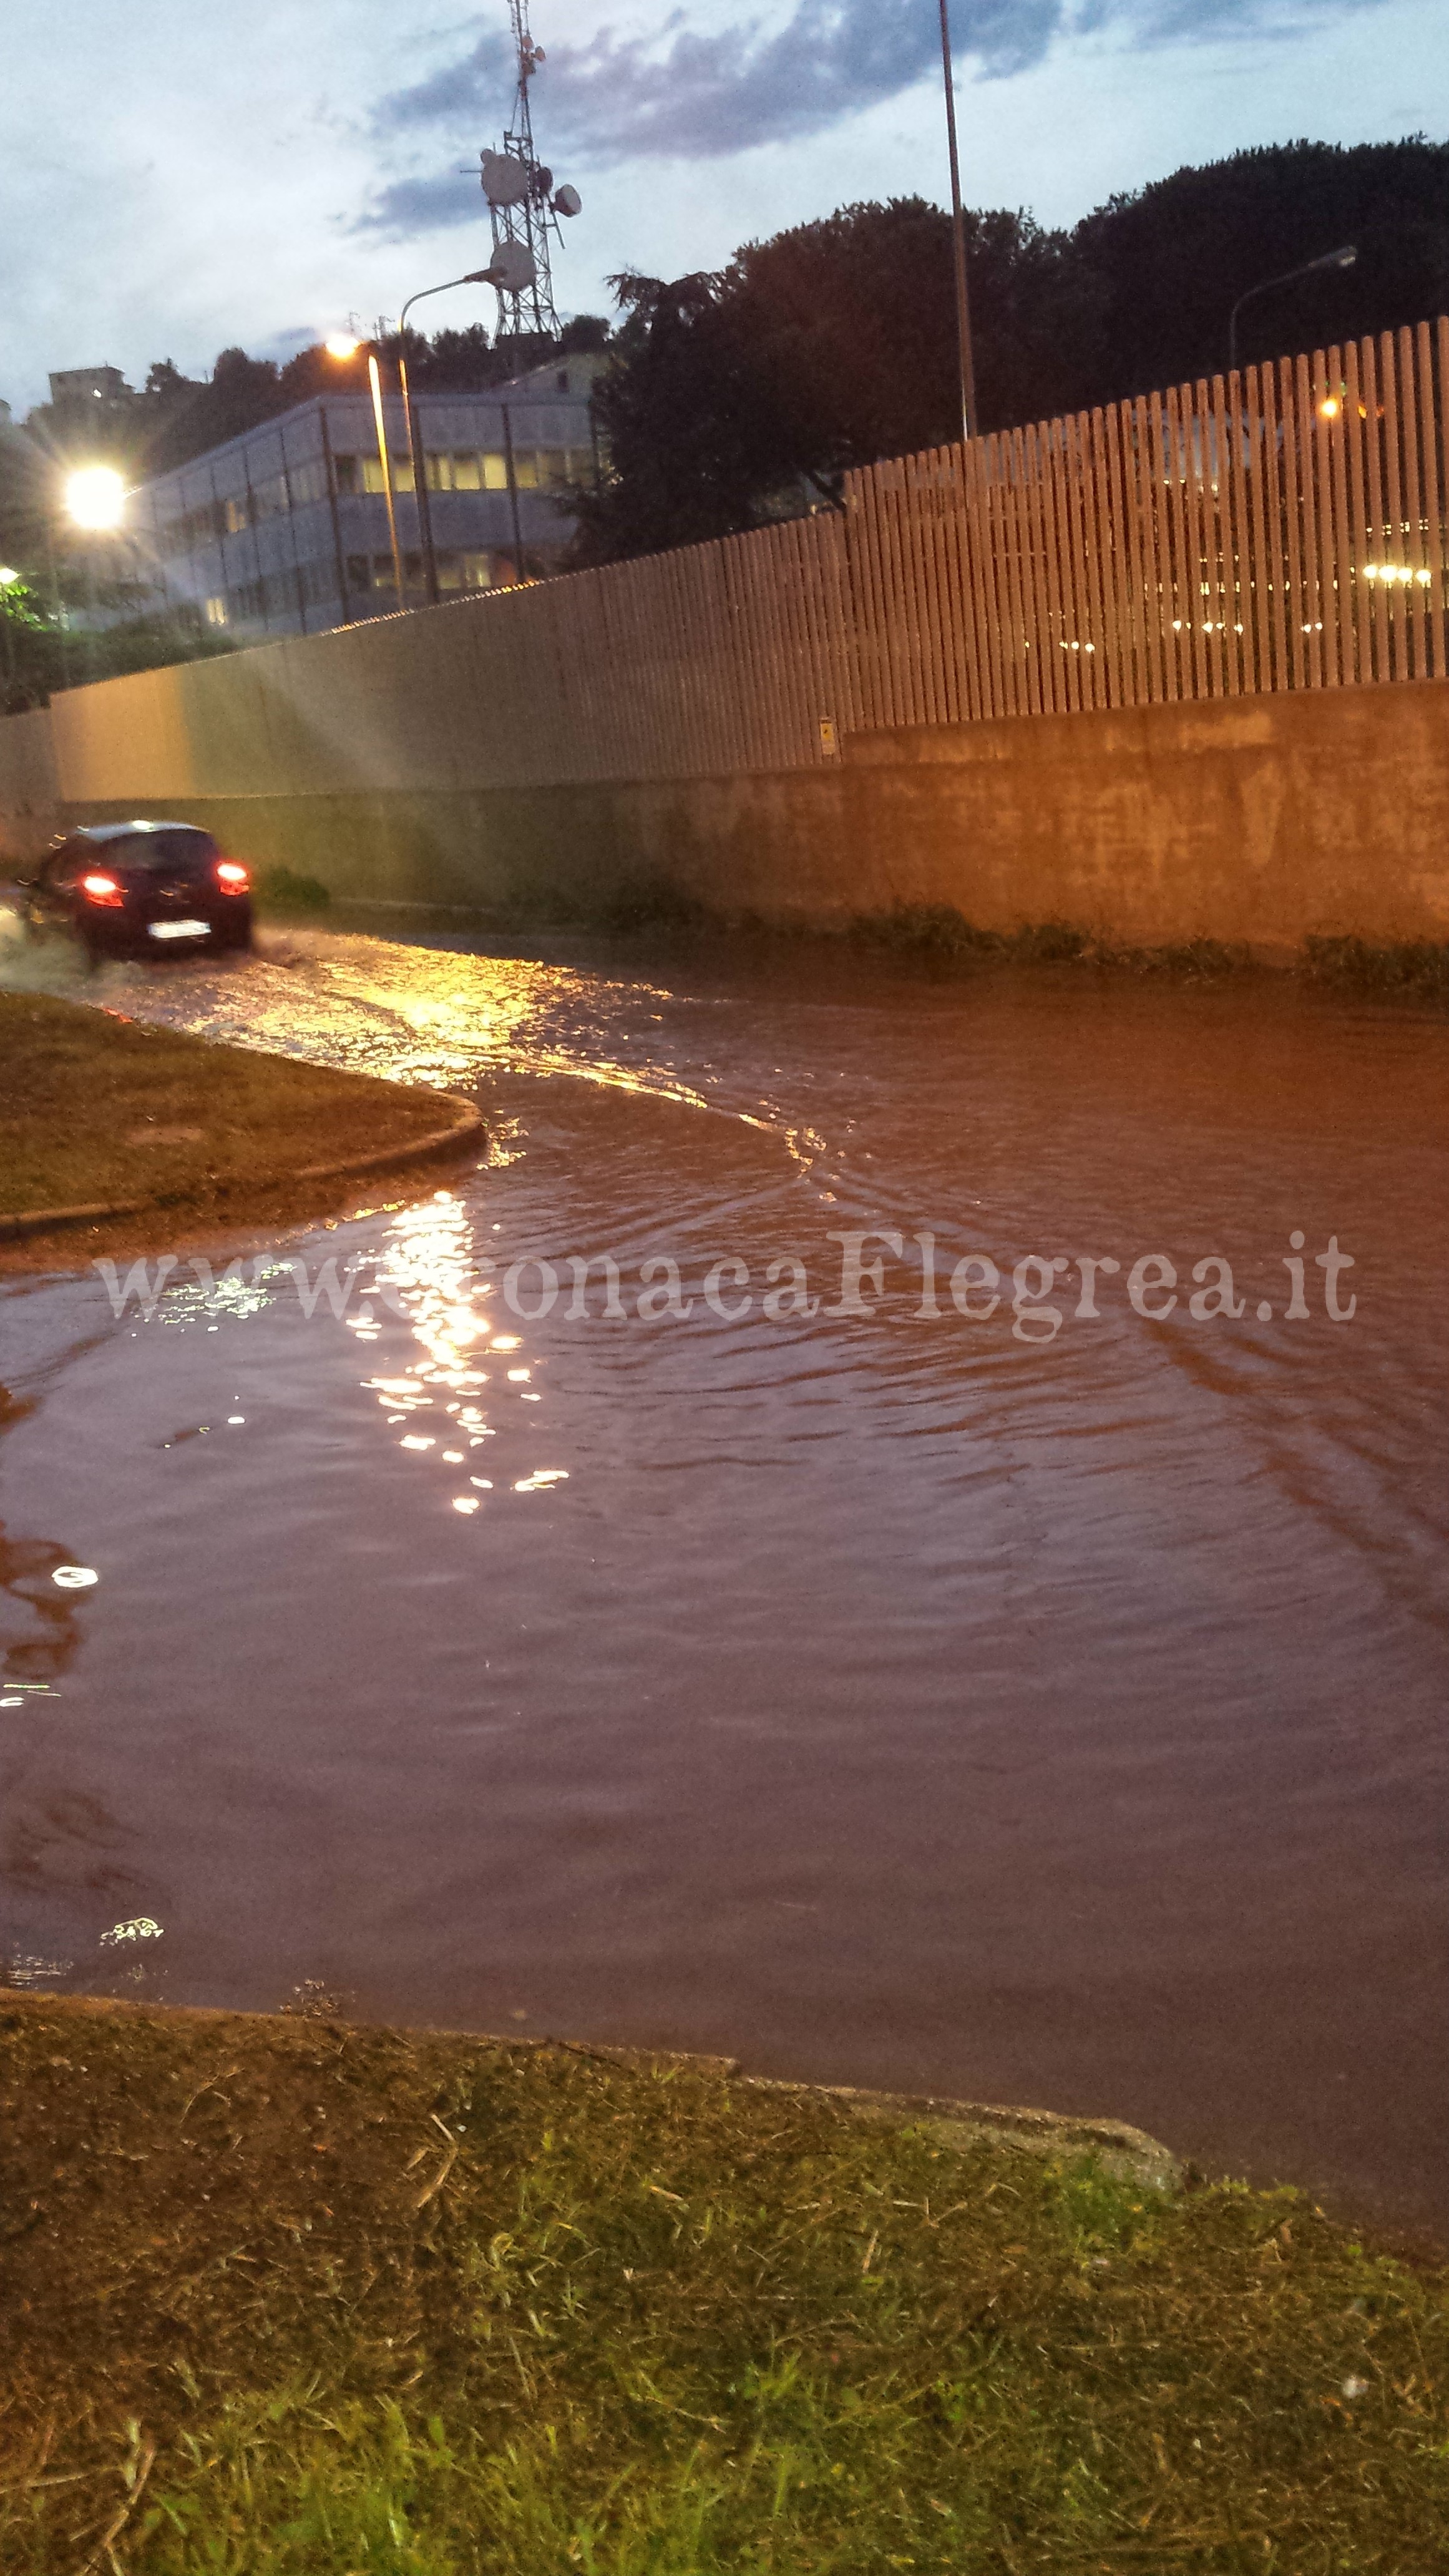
938, 0, 977, 444
502, 404, 528, 583
396, 351, 438, 605
398, 272, 494, 608
367, 351, 405, 607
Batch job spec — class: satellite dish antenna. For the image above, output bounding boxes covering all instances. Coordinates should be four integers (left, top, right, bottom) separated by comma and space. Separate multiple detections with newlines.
481, 149, 529, 207
488, 238, 537, 293
481, 1, 577, 343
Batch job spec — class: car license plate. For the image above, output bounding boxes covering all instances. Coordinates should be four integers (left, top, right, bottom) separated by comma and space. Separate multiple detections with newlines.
148, 919, 210, 940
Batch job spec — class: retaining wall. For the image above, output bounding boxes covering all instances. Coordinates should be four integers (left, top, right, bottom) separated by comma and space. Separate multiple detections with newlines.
2, 605, 1448, 952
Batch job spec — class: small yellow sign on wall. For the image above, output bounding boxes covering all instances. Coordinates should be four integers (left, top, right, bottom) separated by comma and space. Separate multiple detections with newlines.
819, 716, 839, 758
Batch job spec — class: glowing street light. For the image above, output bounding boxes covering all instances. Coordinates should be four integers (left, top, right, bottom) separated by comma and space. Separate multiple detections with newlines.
327, 268, 493, 609
324, 333, 405, 607
64, 465, 127, 531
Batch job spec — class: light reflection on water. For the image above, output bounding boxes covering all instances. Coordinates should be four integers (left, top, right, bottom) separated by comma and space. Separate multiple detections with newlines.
1, 917, 1446, 2240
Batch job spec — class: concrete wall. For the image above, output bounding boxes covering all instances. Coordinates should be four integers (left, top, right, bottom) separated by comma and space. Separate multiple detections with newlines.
0, 706, 62, 862
3, 640, 1448, 951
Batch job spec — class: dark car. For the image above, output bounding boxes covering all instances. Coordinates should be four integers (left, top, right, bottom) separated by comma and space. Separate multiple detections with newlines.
16, 822, 253, 962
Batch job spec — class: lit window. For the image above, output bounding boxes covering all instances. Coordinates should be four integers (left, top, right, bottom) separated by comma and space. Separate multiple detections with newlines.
359, 453, 411, 494
459, 552, 494, 589
203, 595, 228, 626
482, 453, 509, 490
451, 452, 483, 490
513, 452, 539, 491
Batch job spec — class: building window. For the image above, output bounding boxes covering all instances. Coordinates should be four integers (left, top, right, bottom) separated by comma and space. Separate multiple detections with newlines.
436, 550, 508, 592
359, 452, 414, 495
296, 559, 338, 609
204, 595, 228, 626
288, 457, 329, 510
334, 454, 361, 495
222, 494, 250, 535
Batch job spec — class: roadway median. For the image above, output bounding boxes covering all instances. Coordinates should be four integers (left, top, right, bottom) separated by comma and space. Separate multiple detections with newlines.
0, 990, 483, 1265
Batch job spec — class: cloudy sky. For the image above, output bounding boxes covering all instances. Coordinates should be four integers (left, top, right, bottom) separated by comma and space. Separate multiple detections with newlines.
2, 0, 1443, 415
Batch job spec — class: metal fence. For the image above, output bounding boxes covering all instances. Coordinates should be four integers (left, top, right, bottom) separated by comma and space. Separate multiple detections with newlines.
844, 316, 1449, 731
444, 313, 1449, 787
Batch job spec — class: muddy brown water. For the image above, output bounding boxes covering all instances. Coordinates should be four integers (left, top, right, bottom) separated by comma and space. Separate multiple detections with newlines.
1, 915, 1445, 2240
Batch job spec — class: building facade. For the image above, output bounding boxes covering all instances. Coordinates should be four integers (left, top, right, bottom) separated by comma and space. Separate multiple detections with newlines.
132, 354, 607, 642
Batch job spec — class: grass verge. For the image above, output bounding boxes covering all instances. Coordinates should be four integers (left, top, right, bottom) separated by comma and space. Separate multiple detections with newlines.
0, 990, 476, 1246
1, 1994, 1445, 2573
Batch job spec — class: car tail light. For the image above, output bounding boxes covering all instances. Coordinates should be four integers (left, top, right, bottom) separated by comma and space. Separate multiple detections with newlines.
81, 872, 124, 907
215, 860, 250, 890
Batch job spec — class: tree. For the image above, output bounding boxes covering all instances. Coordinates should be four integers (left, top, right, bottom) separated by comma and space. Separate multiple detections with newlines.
570, 198, 1097, 565
1069, 137, 1449, 404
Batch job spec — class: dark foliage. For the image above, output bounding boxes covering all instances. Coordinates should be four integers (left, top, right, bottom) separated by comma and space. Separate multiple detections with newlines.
1073, 137, 1449, 402
574, 139, 1449, 565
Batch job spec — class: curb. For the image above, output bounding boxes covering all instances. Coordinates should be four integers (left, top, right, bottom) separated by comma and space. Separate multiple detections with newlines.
0, 1992, 1182, 2195
0, 1095, 485, 1243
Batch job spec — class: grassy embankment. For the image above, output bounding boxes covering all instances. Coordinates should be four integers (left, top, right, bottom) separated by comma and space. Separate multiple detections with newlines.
0, 990, 475, 1256
1, 1996, 1444, 2574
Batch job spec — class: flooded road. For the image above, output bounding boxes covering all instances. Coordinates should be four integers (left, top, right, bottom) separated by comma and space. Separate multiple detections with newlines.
2, 917, 1445, 2239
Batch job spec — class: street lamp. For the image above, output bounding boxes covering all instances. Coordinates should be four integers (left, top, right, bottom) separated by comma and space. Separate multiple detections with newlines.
64, 465, 126, 532
64, 466, 130, 673
396, 270, 494, 603
937, 0, 977, 444
326, 334, 406, 609
328, 268, 495, 613
1227, 245, 1357, 377
0, 566, 18, 692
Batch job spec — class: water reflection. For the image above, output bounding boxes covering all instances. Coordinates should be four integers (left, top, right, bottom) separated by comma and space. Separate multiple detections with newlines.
0, 1520, 90, 1687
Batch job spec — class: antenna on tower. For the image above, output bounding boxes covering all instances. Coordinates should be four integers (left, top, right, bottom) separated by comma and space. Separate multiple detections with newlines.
479, 2, 582, 356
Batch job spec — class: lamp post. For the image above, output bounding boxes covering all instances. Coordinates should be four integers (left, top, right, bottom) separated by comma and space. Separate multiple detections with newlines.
1227, 245, 1357, 377
64, 465, 127, 677
396, 270, 494, 605
0, 565, 17, 693
938, 0, 977, 444
329, 268, 497, 614
324, 338, 407, 612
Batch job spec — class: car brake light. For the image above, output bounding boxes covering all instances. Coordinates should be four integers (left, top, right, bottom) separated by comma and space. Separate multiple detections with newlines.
81, 872, 124, 907
215, 860, 250, 890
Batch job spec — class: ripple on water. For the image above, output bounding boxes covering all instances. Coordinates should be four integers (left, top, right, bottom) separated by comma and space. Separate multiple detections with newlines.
1, 922, 1446, 2237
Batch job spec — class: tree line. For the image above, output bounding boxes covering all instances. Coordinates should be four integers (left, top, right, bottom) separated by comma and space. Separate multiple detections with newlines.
571, 137, 1449, 562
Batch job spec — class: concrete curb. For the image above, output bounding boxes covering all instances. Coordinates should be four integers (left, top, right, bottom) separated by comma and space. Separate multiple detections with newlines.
0, 1992, 1183, 2195
0, 1095, 485, 1243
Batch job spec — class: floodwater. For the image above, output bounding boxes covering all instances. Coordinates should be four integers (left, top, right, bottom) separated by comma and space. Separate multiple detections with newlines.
1, 916, 1445, 2241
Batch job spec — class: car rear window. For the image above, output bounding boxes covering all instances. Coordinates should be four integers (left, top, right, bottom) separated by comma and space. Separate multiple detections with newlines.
112, 830, 220, 875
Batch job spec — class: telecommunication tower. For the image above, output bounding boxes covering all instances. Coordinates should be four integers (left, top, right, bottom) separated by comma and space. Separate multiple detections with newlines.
479, 2, 582, 346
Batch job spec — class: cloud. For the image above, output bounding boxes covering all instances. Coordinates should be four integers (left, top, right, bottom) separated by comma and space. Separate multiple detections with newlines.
362, 0, 1398, 235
